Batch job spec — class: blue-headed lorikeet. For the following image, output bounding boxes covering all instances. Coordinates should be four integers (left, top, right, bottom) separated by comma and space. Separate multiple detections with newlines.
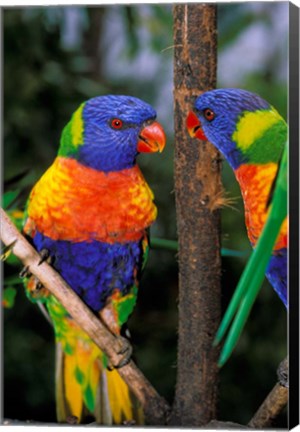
187, 88, 288, 308
22, 95, 166, 424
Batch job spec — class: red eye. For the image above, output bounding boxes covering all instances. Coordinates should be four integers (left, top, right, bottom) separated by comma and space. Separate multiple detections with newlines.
111, 118, 123, 129
203, 108, 215, 122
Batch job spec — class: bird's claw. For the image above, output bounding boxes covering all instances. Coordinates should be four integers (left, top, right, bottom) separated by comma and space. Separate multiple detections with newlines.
107, 336, 133, 371
116, 336, 133, 367
38, 249, 50, 265
38, 248, 53, 266
19, 249, 52, 279
35, 281, 44, 291
1, 240, 17, 261
19, 265, 31, 278
277, 357, 289, 388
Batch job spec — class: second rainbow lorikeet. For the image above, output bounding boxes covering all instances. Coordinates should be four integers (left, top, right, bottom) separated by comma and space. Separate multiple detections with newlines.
187, 88, 288, 308
22, 95, 166, 424
187, 89, 288, 365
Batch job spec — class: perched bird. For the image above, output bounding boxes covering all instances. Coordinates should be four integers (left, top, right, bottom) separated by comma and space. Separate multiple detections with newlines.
186, 89, 288, 365
22, 95, 166, 424
187, 88, 287, 308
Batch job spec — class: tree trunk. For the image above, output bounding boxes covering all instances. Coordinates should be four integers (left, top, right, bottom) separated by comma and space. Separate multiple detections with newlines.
171, 4, 221, 426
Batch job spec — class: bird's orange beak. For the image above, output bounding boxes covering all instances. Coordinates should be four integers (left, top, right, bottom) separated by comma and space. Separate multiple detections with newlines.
138, 121, 166, 153
186, 111, 207, 141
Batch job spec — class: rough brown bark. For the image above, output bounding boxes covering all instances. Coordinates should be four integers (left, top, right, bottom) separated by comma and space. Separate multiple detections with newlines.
1, 208, 170, 425
171, 4, 221, 426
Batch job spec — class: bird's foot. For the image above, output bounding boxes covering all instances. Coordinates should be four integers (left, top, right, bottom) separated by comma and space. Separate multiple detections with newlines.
26, 275, 50, 300
19, 265, 31, 278
277, 356, 289, 388
107, 335, 133, 370
21, 249, 53, 300
99, 302, 133, 370
19, 248, 53, 280
38, 248, 54, 266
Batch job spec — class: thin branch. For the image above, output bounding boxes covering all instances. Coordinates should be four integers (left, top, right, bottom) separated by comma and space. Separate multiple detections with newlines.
0, 207, 170, 425
248, 358, 288, 428
248, 384, 288, 428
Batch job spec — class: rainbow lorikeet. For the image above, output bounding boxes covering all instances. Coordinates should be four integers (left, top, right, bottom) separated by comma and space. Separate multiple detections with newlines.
187, 88, 288, 308
187, 89, 288, 365
22, 95, 166, 424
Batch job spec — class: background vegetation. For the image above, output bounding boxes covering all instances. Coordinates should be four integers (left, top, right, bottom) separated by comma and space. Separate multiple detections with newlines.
3, 3, 288, 426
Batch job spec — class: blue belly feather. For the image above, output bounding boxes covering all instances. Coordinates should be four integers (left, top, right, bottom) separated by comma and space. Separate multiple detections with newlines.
33, 230, 143, 312
266, 248, 287, 308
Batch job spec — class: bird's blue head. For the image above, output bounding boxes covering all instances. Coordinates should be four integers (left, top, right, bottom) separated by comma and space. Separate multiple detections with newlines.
59, 95, 166, 172
186, 88, 282, 169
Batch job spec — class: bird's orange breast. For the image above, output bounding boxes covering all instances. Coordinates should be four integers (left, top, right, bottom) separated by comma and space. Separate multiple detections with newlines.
25, 157, 157, 243
235, 163, 287, 250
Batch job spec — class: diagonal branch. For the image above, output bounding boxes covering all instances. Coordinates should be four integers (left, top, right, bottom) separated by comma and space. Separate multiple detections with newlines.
248, 357, 288, 428
0, 207, 170, 425
248, 383, 288, 428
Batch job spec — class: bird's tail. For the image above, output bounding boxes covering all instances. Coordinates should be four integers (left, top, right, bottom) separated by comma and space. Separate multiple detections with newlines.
48, 298, 143, 425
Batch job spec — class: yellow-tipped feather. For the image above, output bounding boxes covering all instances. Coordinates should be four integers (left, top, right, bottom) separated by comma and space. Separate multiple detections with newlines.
51, 304, 142, 424
64, 350, 83, 421
107, 369, 133, 423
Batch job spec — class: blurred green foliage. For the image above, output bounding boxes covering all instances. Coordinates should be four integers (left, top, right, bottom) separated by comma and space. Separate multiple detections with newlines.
3, 4, 287, 426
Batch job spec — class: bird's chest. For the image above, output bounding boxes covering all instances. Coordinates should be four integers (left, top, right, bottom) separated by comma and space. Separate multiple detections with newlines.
235, 163, 287, 249
25, 157, 157, 243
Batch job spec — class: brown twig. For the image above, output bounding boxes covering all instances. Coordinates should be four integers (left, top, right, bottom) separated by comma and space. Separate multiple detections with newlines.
0, 207, 170, 425
248, 384, 288, 428
248, 358, 288, 428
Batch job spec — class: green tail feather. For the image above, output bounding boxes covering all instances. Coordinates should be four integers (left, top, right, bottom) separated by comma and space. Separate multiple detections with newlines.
55, 342, 69, 421
47, 295, 143, 424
